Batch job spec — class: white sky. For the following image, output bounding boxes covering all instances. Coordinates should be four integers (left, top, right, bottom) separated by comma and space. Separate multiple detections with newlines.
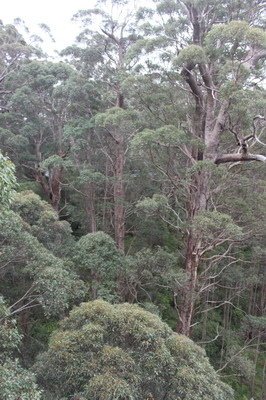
1, 0, 98, 55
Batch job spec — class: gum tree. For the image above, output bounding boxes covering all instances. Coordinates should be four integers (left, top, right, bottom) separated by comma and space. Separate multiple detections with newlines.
0, 21, 35, 113
0, 297, 41, 400
2, 61, 80, 211
0, 151, 16, 208
64, 0, 143, 251
34, 300, 234, 400
133, 0, 266, 335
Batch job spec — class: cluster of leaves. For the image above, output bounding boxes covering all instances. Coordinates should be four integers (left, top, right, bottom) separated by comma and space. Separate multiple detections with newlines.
0, 152, 17, 208
0, 297, 41, 400
0, 0, 265, 399
34, 300, 234, 400
0, 192, 85, 316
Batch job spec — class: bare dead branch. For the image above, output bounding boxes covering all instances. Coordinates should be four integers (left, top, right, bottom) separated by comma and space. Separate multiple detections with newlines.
217, 337, 266, 373
197, 325, 220, 345
9, 284, 37, 310
215, 153, 266, 164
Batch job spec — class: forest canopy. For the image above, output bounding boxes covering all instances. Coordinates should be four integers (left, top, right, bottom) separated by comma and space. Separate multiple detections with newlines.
0, 0, 265, 399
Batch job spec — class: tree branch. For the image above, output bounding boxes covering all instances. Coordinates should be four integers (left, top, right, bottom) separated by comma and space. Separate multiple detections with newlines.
215, 153, 266, 164
101, 28, 119, 44
181, 63, 203, 104
244, 47, 266, 70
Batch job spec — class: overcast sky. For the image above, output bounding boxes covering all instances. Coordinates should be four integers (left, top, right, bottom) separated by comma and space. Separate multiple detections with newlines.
1, 0, 98, 54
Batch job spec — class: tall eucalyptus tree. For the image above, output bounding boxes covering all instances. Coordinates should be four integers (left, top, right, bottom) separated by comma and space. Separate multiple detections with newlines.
63, 0, 143, 251
133, 0, 266, 335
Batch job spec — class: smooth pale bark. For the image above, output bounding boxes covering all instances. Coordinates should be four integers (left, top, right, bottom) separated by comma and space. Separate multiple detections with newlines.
215, 153, 266, 164
176, 4, 265, 336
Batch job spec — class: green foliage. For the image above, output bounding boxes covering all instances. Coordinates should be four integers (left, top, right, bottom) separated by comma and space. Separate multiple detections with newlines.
192, 210, 243, 244
0, 21, 36, 69
132, 125, 188, 154
41, 155, 65, 170
242, 315, 266, 335
34, 300, 234, 400
0, 152, 17, 209
35, 263, 85, 316
176, 45, 207, 65
12, 191, 75, 257
0, 359, 41, 400
136, 194, 169, 214
156, 0, 180, 15
95, 107, 138, 128
30, 320, 58, 345
226, 349, 255, 381
0, 297, 21, 359
0, 2, 265, 398
13, 190, 57, 225
0, 206, 85, 316
0, 297, 41, 399
126, 247, 179, 287
73, 232, 123, 299
205, 21, 266, 60
77, 168, 105, 185
124, 247, 184, 324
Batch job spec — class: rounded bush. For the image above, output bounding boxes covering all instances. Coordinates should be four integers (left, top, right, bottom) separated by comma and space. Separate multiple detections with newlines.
34, 300, 234, 400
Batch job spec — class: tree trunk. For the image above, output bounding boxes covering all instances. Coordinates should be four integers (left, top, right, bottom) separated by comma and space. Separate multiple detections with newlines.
35, 166, 63, 212
49, 166, 63, 211
177, 52, 226, 336
261, 358, 266, 400
178, 172, 207, 335
34, 139, 63, 212
113, 90, 126, 253
85, 183, 97, 232
252, 332, 261, 396
114, 138, 125, 253
201, 287, 210, 343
